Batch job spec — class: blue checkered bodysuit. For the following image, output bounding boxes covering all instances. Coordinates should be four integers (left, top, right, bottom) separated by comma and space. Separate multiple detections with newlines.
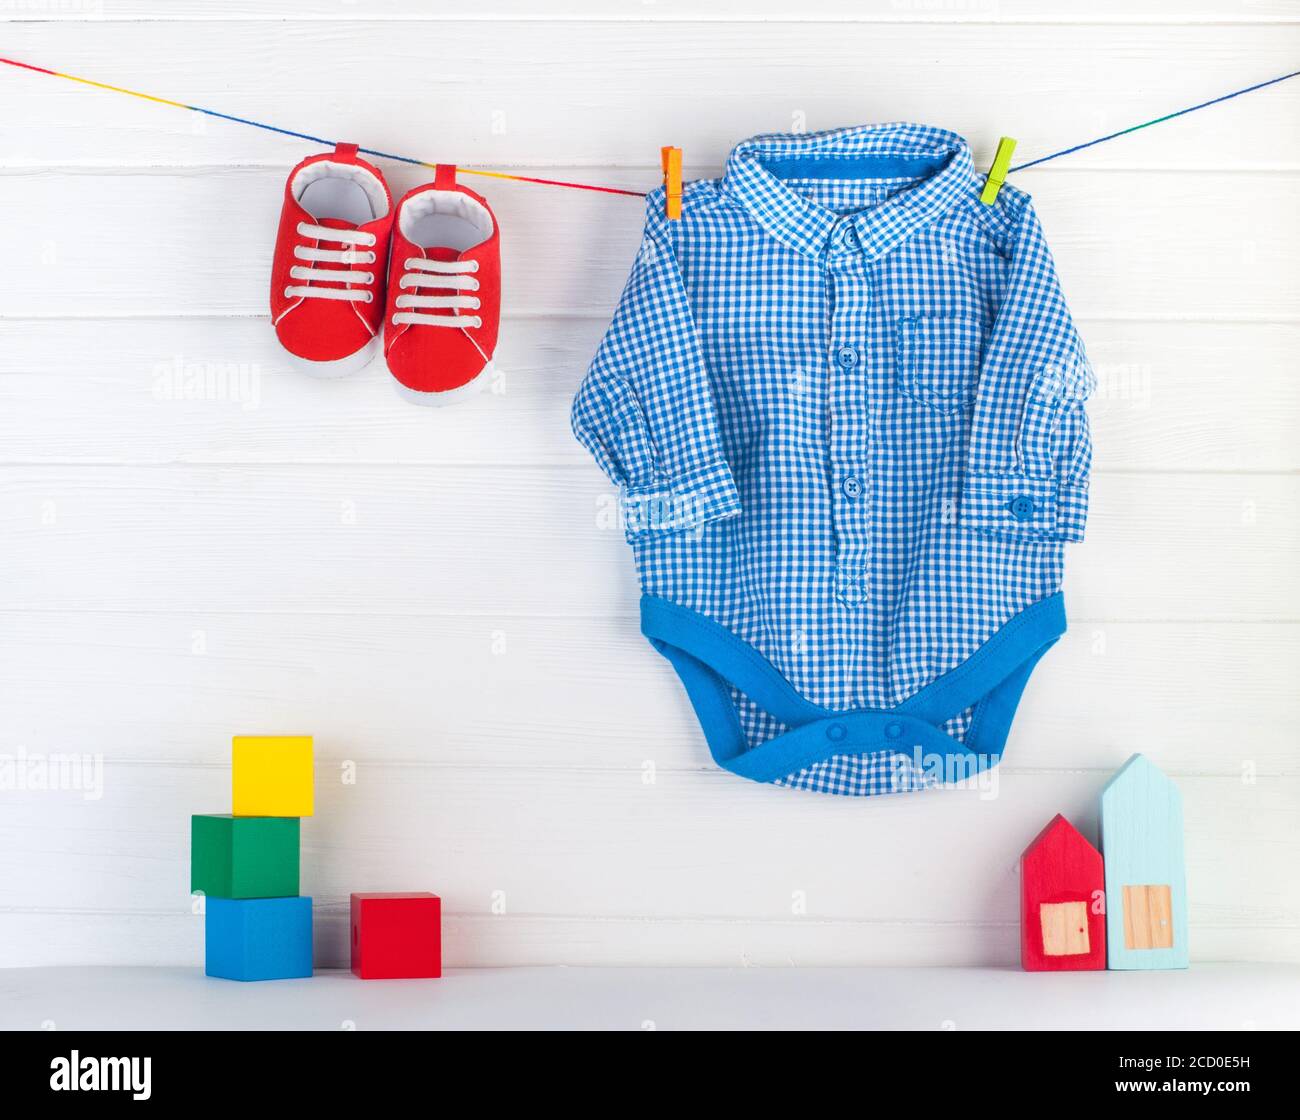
572, 125, 1094, 796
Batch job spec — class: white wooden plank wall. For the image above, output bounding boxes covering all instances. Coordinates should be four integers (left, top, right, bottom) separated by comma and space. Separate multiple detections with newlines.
1, 2, 1297, 968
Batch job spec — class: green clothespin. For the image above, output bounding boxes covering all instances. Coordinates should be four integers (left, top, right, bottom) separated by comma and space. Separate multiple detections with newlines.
980, 136, 1017, 205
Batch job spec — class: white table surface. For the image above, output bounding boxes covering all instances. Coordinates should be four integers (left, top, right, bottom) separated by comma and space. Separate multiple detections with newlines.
1, 964, 1295, 1031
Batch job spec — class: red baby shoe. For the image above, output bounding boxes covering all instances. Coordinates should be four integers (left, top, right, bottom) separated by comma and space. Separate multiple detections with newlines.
383, 166, 501, 405
271, 143, 394, 377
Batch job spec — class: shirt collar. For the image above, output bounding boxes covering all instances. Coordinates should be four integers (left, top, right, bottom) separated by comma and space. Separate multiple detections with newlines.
721, 123, 976, 262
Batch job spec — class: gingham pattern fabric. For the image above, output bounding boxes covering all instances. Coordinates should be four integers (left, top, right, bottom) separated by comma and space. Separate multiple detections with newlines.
572, 124, 1093, 796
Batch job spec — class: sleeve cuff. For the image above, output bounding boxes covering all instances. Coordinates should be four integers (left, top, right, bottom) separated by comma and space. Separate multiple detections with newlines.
958, 474, 1088, 543
621, 460, 742, 540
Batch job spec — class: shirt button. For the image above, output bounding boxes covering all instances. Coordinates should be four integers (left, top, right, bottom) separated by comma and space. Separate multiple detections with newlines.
885, 721, 903, 740
826, 723, 848, 743
842, 476, 862, 500
1008, 496, 1036, 521
836, 346, 859, 368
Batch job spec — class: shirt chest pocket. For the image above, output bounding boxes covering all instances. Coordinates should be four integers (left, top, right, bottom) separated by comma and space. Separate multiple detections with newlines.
895, 314, 984, 414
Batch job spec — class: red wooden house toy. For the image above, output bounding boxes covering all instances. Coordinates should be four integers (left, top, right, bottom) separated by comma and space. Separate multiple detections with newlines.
1020, 814, 1106, 971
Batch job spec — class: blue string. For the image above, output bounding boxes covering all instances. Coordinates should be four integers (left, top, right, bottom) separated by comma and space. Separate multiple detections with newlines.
187, 106, 335, 148
1009, 69, 1300, 173
188, 106, 438, 168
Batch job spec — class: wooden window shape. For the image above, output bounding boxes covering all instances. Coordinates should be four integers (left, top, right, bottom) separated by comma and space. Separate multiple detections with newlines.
1039, 900, 1090, 956
1123, 884, 1174, 950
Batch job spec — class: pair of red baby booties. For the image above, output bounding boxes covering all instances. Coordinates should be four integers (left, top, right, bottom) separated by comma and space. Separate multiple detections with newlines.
270, 143, 500, 405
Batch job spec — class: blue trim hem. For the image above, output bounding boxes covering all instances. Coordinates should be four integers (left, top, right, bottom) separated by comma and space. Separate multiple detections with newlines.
759, 154, 948, 181
641, 593, 1066, 787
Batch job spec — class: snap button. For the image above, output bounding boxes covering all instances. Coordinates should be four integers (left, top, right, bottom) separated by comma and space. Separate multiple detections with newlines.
885, 721, 903, 739
842, 476, 862, 500
826, 723, 848, 742
835, 346, 859, 368
1007, 495, 1036, 521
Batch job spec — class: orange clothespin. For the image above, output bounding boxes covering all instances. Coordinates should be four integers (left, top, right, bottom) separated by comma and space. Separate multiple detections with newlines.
661, 146, 683, 220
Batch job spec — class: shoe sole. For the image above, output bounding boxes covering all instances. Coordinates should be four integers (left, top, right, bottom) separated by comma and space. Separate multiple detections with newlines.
280, 334, 380, 379
389, 361, 493, 407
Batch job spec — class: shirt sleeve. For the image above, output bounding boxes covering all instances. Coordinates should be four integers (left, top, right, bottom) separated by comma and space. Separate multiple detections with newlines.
571, 204, 741, 539
960, 198, 1095, 544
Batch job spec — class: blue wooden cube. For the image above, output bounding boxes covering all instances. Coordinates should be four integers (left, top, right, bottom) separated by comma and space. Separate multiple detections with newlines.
205, 896, 313, 981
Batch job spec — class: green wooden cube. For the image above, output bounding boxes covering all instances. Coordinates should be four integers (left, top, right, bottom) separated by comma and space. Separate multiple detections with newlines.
191, 814, 299, 899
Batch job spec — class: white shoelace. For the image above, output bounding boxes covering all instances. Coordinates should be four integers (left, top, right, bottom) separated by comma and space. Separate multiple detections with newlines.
283, 221, 378, 303
392, 257, 482, 328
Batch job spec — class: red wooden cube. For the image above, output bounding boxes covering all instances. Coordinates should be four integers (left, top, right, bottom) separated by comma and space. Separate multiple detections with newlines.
350, 892, 441, 979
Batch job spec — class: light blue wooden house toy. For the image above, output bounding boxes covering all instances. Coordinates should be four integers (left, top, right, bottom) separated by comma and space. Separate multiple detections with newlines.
1100, 753, 1189, 969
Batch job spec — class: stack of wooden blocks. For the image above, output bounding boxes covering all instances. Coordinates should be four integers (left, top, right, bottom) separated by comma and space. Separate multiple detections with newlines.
191, 734, 443, 981
191, 736, 315, 981
1020, 753, 1190, 972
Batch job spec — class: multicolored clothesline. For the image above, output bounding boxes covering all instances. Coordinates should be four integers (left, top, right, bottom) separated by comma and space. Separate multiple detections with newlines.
1008, 68, 1300, 173
1, 55, 1297, 196
0, 54, 643, 197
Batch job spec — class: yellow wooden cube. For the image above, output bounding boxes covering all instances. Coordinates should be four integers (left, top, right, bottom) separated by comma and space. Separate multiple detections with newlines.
232, 735, 313, 817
